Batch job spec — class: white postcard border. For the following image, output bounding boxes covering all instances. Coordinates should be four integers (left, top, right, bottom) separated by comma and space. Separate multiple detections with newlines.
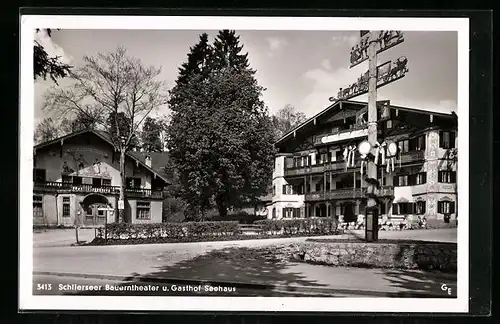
19, 15, 469, 313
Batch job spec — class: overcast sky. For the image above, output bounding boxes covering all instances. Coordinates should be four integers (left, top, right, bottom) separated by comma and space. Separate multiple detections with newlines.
34, 29, 457, 125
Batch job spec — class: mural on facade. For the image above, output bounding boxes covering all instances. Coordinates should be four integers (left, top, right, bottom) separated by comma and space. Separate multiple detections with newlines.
65, 149, 111, 178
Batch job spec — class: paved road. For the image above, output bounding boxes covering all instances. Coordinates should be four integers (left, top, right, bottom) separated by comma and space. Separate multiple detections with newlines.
31, 228, 457, 299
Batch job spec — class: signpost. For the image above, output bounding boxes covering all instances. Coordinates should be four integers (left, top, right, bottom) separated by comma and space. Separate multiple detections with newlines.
331, 30, 407, 242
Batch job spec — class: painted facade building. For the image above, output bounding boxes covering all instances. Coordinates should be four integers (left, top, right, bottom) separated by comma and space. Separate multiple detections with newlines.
33, 130, 169, 227
266, 100, 458, 226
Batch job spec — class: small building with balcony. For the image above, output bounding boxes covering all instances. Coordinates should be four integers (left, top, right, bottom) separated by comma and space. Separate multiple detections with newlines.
267, 99, 458, 226
32, 129, 170, 227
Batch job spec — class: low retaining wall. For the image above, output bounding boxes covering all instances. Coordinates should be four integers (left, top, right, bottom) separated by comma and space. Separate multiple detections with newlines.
284, 240, 457, 272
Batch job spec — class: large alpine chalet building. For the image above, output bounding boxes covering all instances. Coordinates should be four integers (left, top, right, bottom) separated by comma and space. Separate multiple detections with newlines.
266, 99, 458, 227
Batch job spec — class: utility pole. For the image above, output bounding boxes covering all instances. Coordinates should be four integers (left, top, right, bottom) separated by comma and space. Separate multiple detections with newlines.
365, 31, 379, 242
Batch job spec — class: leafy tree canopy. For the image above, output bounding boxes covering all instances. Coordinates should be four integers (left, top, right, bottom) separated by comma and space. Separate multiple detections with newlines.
167, 30, 275, 220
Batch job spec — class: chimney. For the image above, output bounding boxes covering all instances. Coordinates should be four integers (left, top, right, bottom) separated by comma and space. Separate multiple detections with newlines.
145, 155, 152, 168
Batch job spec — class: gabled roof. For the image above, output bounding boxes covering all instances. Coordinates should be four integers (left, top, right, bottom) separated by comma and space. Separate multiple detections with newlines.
275, 99, 456, 145
128, 151, 170, 174
34, 129, 170, 184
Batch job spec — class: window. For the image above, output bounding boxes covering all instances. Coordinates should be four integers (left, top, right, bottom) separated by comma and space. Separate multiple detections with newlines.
62, 197, 70, 217
136, 201, 151, 219
380, 202, 386, 214
415, 201, 426, 215
282, 207, 300, 218
102, 179, 111, 186
73, 176, 83, 185
392, 202, 414, 215
438, 201, 455, 214
33, 195, 43, 218
438, 171, 456, 183
126, 177, 142, 189
395, 174, 409, 186
62, 175, 72, 183
282, 184, 295, 195
398, 139, 409, 153
82, 177, 93, 185
92, 178, 102, 186
315, 182, 321, 192
378, 177, 387, 186
386, 120, 393, 129
33, 169, 46, 183
414, 173, 427, 185
355, 179, 361, 188
409, 135, 426, 151
97, 209, 105, 216
439, 131, 455, 149
325, 182, 330, 191
335, 150, 344, 161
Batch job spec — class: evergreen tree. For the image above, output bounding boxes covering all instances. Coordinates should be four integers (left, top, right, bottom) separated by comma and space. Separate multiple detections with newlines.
212, 30, 252, 73
141, 116, 164, 152
176, 33, 213, 86
167, 30, 275, 220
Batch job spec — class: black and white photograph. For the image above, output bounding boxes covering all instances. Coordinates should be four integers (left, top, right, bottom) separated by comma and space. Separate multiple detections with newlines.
19, 15, 469, 312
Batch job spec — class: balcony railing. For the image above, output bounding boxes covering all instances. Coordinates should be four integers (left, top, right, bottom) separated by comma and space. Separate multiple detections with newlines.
33, 181, 163, 199
284, 160, 361, 177
398, 150, 425, 164
304, 186, 394, 202
314, 125, 368, 146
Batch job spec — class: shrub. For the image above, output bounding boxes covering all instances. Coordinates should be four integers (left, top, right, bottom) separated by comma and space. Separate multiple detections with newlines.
255, 217, 340, 236
208, 212, 266, 224
97, 221, 240, 241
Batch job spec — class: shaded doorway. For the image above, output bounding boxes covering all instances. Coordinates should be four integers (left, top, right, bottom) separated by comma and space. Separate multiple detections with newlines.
82, 194, 110, 226
343, 202, 356, 223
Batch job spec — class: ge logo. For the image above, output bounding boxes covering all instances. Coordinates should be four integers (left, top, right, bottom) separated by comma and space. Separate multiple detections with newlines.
441, 284, 452, 295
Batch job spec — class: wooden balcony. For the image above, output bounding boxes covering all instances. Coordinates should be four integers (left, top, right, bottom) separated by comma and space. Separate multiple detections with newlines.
284, 160, 361, 177
304, 186, 394, 202
33, 181, 164, 199
399, 150, 425, 164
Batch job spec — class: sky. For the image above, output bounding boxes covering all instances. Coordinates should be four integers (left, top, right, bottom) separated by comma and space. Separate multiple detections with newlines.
34, 29, 458, 126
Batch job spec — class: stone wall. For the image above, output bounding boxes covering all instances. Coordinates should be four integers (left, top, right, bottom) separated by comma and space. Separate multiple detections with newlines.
284, 241, 457, 272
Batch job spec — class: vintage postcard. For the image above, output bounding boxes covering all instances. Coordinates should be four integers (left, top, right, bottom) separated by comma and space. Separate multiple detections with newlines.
19, 14, 469, 313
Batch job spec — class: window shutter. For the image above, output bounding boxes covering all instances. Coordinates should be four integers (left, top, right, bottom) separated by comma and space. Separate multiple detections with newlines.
282, 208, 285, 218
423, 172, 427, 184
450, 132, 456, 148
394, 175, 399, 187
392, 204, 398, 215
437, 201, 442, 214
439, 131, 444, 148
450, 202, 455, 213
307, 155, 312, 166
451, 172, 457, 183
282, 185, 286, 195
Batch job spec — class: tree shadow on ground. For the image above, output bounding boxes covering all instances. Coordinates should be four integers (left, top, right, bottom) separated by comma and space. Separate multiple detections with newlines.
66, 247, 331, 297
140, 247, 328, 296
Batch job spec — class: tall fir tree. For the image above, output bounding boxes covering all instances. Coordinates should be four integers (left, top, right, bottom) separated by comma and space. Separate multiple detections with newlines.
212, 30, 252, 73
175, 33, 213, 86
167, 30, 275, 220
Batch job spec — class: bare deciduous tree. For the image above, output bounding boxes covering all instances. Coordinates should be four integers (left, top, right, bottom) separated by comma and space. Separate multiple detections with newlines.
43, 46, 168, 222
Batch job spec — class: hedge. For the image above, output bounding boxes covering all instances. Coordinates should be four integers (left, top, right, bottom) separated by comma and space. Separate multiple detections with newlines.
96, 221, 240, 241
255, 217, 340, 236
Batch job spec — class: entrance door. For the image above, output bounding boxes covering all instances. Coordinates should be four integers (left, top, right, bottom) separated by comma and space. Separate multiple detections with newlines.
343, 202, 356, 223
84, 203, 108, 226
